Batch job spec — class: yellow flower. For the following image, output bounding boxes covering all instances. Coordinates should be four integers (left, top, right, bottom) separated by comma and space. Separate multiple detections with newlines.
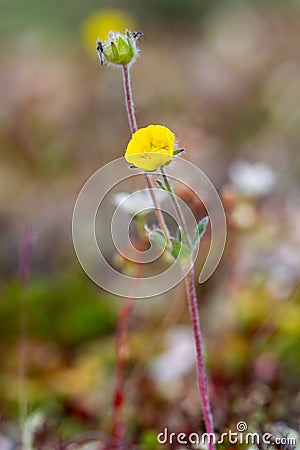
125, 125, 175, 172
81, 9, 136, 53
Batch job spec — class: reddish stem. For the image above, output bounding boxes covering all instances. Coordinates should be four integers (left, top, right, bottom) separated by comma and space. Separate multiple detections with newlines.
121, 63, 215, 449
144, 174, 171, 244
19, 225, 34, 287
185, 269, 215, 450
122, 65, 137, 134
111, 298, 134, 444
122, 65, 171, 244
106, 67, 140, 449
18, 226, 34, 447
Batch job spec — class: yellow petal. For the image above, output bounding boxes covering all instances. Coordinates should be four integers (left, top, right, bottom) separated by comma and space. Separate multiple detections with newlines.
125, 152, 173, 172
124, 125, 175, 171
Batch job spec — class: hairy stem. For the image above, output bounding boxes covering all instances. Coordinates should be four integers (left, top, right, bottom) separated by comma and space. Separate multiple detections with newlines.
144, 174, 171, 244
110, 259, 142, 448
122, 65, 171, 244
160, 167, 191, 246
185, 269, 215, 450
18, 226, 34, 449
160, 168, 215, 448
122, 65, 137, 134
112, 298, 134, 444
121, 63, 215, 448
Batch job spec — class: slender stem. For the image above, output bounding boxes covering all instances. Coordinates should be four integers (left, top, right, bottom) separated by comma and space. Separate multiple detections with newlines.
110, 258, 142, 448
122, 65, 171, 244
18, 226, 34, 449
185, 269, 215, 450
160, 167, 191, 246
19, 292, 27, 450
122, 65, 137, 134
144, 174, 171, 244
104, 65, 138, 449
161, 168, 215, 448
112, 298, 134, 445
121, 63, 215, 448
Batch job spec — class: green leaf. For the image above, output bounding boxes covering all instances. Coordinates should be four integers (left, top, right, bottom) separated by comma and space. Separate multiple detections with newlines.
156, 179, 167, 190
161, 172, 171, 191
149, 229, 167, 249
193, 216, 209, 247
176, 227, 182, 242
170, 238, 191, 261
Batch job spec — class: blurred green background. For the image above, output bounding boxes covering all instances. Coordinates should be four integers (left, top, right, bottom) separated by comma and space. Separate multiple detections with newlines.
1, 0, 300, 447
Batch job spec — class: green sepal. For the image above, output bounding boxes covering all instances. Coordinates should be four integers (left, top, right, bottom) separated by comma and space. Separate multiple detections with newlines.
111, 42, 119, 60
127, 36, 134, 57
116, 36, 128, 54
174, 148, 185, 155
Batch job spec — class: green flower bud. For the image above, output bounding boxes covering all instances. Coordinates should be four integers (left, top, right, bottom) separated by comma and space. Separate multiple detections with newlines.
102, 30, 140, 66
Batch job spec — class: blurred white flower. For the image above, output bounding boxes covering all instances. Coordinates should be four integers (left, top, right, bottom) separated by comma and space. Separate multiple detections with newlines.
150, 326, 195, 384
266, 244, 300, 298
268, 424, 299, 449
112, 189, 168, 215
231, 202, 256, 228
23, 411, 44, 450
0, 435, 13, 450
228, 160, 276, 197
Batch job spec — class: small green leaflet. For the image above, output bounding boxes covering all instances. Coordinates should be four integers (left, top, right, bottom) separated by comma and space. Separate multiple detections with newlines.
156, 176, 171, 192
176, 227, 182, 243
156, 179, 167, 191
170, 238, 191, 262
145, 226, 193, 264
193, 216, 209, 247
148, 228, 167, 249
161, 172, 171, 191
